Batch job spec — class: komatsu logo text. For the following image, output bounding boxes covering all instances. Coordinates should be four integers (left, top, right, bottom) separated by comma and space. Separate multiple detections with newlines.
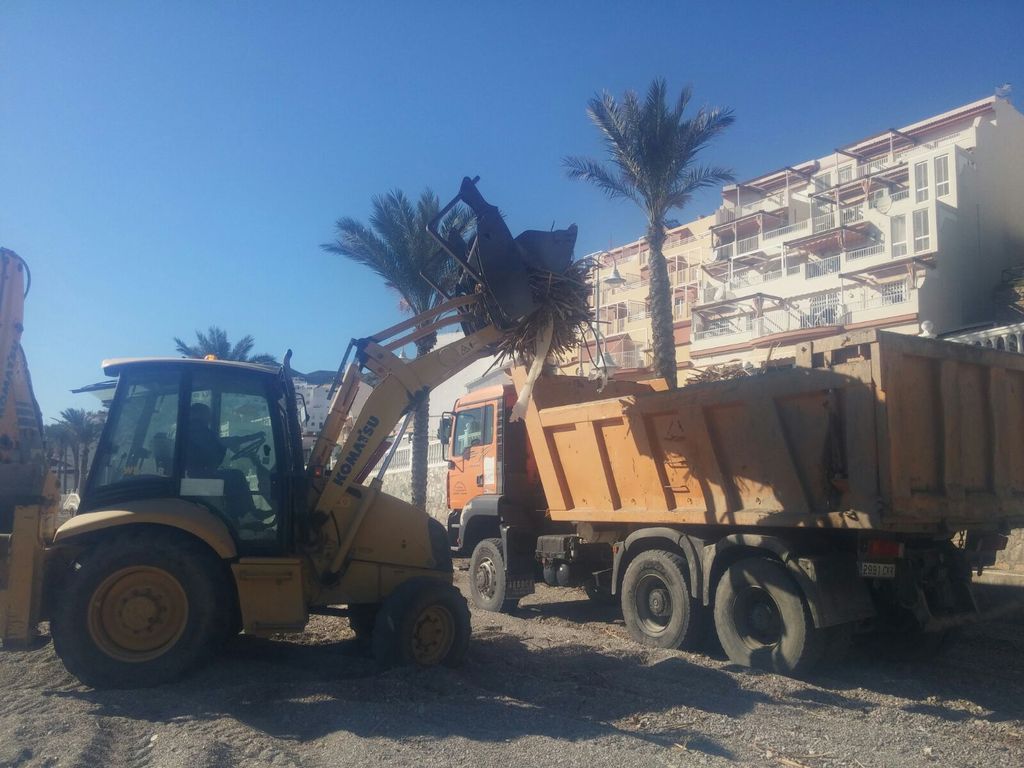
332, 415, 380, 486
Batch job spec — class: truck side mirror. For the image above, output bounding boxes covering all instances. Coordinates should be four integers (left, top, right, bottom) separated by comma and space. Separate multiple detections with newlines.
437, 413, 453, 459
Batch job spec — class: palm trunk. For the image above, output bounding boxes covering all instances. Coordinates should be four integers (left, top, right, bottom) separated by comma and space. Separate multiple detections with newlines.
646, 223, 677, 388
411, 334, 438, 512
80, 443, 91, 491
70, 445, 81, 492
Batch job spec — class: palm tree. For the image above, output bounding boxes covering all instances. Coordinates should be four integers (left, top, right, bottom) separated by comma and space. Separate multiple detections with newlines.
174, 326, 278, 365
45, 422, 73, 493
565, 79, 734, 387
57, 408, 104, 491
322, 188, 473, 511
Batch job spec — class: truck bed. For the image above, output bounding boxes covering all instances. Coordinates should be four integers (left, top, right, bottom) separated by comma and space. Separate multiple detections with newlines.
515, 331, 1024, 534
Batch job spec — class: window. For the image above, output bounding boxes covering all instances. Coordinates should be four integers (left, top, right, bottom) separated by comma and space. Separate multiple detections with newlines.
186, 369, 281, 546
813, 172, 832, 192
673, 296, 687, 319
914, 161, 929, 203
913, 209, 930, 252
880, 281, 908, 305
453, 404, 494, 457
891, 215, 907, 258
934, 155, 950, 197
838, 165, 853, 183
89, 368, 182, 491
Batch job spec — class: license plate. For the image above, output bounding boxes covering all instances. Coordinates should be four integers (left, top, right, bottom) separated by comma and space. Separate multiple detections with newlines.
859, 561, 896, 579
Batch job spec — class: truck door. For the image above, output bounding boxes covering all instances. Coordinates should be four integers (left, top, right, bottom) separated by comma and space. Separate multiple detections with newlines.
447, 402, 496, 511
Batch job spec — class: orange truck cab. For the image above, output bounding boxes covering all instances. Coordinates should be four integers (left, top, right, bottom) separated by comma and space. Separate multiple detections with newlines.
437, 383, 544, 554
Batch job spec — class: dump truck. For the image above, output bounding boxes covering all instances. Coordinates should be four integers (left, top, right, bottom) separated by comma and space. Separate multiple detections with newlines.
441, 332, 1022, 674
0, 178, 580, 687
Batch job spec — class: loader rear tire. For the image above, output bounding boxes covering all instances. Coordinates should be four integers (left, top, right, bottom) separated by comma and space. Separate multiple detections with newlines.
51, 530, 230, 689
621, 549, 706, 650
469, 538, 519, 613
372, 577, 470, 668
714, 556, 824, 676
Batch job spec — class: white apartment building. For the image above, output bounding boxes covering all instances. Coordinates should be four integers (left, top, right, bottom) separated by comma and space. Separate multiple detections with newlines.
689, 96, 1024, 368
566, 215, 715, 376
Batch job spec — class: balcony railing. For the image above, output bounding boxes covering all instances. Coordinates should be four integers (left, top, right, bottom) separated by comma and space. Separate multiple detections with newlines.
610, 350, 643, 370
812, 212, 836, 233
736, 234, 760, 255
890, 189, 910, 202
763, 219, 809, 241
716, 193, 788, 224
694, 317, 753, 341
805, 255, 841, 279
627, 307, 648, 323
731, 264, 782, 289
840, 204, 864, 225
846, 242, 885, 262
846, 279, 911, 312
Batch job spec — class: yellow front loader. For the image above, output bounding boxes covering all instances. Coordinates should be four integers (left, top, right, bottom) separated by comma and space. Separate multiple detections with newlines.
0, 179, 579, 688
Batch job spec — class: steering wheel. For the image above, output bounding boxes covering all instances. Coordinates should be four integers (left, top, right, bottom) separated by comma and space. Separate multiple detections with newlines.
229, 432, 266, 462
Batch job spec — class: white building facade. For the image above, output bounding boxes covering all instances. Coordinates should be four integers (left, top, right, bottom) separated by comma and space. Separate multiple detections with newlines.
689, 96, 1024, 368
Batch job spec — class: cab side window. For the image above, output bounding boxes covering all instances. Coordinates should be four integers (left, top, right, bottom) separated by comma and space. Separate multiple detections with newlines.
183, 370, 280, 547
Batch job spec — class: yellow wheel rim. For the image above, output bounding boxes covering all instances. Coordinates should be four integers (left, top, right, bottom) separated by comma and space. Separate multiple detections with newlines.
410, 604, 455, 665
87, 566, 189, 663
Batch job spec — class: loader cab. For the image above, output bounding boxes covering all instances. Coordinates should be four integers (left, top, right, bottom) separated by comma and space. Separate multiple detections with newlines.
82, 358, 305, 555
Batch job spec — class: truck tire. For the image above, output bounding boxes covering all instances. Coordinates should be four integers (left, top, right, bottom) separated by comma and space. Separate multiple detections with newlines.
714, 556, 824, 676
348, 604, 378, 653
372, 577, 470, 668
621, 549, 705, 650
51, 531, 231, 689
469, 538, 519, 613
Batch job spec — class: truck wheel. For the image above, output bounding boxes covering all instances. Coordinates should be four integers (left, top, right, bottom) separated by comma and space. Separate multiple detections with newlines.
348, 604, 378, 652
51, 531, 230, 689
469, 538, 519, 613
621, 550, 705, 650
714, 556, 824, 676
372, 577, 470, 668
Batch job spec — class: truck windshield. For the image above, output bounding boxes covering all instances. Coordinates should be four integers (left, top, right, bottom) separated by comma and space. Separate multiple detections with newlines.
453, 404, 493, 457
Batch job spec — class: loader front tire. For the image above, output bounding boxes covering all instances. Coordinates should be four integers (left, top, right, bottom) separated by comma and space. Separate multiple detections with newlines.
372, 577, 470, 668
51, 530, 230, 689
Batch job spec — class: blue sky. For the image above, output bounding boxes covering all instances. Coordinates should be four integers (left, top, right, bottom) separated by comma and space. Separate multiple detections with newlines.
3, 1, 1022, 421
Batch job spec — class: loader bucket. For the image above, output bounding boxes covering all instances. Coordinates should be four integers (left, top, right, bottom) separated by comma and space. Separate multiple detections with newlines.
429, 177, 579, 330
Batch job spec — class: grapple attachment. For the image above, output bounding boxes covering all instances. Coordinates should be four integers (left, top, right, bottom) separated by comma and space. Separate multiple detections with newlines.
428, 177, 578, 330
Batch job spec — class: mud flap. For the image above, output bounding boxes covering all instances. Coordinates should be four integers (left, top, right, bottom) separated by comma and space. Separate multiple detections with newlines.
501, 526, 536, 600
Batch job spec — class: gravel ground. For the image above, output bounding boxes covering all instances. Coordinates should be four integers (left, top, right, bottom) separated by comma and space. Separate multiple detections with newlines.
1, 567, 1022, 768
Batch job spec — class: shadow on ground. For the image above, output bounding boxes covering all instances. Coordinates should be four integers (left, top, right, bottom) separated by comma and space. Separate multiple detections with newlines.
52, 631, 752, 759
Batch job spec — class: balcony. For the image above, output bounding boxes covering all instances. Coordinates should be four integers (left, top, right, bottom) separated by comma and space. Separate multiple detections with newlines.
812, 211, 836, 233
764, 219, 809, 241
845, 242, 885, 262
736, 234, 761, 256
695, 280, 914, 348
614, 347, 647, 369
714, 243, 734, 261
694, 316, 753, 341
805, 254, 841, 279
716, 191, 788, 225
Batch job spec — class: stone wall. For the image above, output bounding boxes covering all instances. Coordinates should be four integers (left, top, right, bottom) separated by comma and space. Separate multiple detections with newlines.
380, 464, 449, 523
994, 528, 1024, 574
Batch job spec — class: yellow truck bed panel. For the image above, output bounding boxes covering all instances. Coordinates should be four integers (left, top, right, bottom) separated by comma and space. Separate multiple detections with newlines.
515, 331, 1024, 533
